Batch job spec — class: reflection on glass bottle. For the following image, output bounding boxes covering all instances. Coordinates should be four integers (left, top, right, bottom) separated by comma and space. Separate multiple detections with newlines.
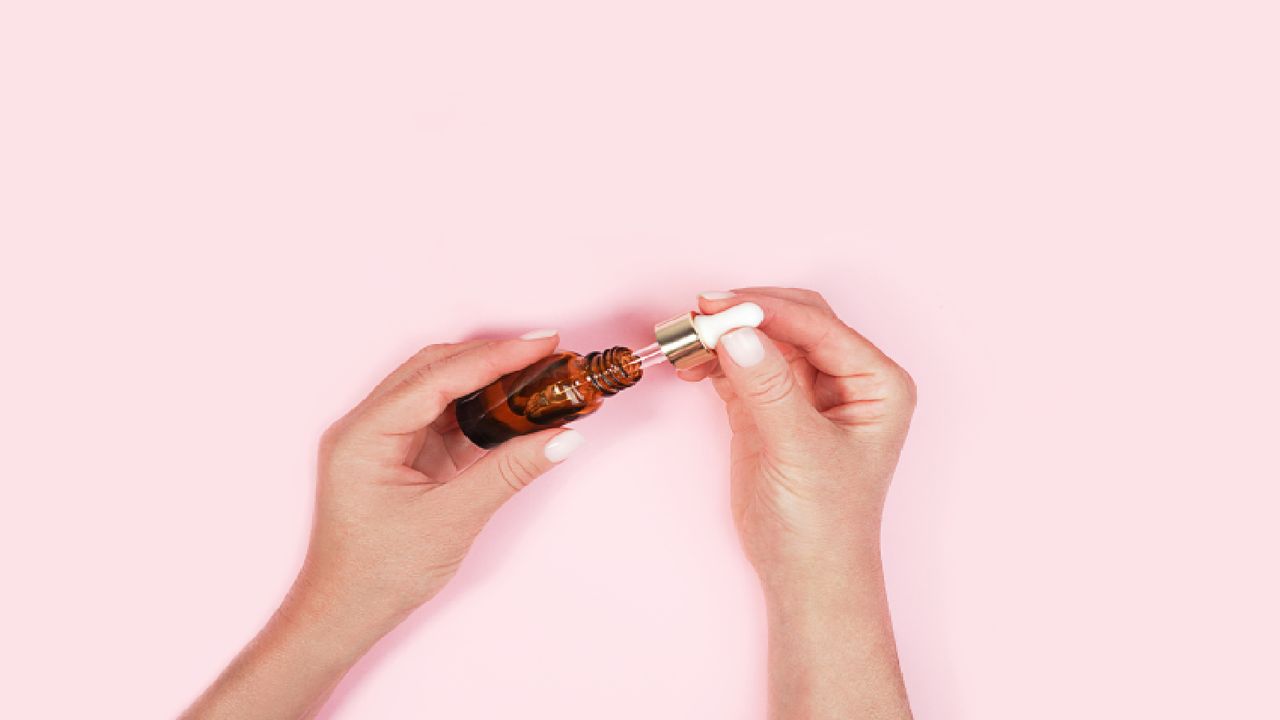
455, 347, 642, 449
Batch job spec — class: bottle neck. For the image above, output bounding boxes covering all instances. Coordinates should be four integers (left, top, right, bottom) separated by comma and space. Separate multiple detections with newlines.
583, 347, 645, 395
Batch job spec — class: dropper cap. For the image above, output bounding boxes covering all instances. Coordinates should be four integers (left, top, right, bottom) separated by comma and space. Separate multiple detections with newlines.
653, 302, 765, 370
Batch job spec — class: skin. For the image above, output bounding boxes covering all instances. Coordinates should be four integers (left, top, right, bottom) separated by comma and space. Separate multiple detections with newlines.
681, 288, 915, 719
184, 287, 915, 720
182, 334, 577, 719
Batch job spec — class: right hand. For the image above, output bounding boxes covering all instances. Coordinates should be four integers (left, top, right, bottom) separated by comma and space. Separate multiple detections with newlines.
680, 287, 916, 591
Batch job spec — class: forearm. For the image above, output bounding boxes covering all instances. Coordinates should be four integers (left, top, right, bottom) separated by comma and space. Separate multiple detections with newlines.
182, 579, 392, 720
762, 544, 912, 720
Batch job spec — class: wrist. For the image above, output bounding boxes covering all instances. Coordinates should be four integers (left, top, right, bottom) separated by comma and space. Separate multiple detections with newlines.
275, 569, 405, 666
758, 541, 911, 719
764, 559, 882, 616
179, 572, 393, 718
753, 525, 885, 603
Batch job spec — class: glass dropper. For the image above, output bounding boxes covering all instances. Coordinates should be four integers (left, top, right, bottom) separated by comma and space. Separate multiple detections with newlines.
630, 342, 668, 370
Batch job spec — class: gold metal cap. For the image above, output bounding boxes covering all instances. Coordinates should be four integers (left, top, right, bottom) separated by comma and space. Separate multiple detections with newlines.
654, 312, 715, 370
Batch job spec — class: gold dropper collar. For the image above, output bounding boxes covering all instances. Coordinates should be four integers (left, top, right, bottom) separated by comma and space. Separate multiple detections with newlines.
653, 312, 715, 370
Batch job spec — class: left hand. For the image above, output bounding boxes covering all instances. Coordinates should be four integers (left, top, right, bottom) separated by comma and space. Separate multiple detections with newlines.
296, 333, 586, 637
186, 333, 585, 719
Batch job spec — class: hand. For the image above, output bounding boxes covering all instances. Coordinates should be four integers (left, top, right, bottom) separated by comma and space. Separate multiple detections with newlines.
681, 287, 915, 718
683, 288, 915, 585
300, 334, 585, 632
185, 333, 585, 719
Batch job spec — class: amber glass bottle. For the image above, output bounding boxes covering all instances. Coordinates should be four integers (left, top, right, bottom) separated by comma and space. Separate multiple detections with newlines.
455, 347, 643, 449
455, 302, 765, 449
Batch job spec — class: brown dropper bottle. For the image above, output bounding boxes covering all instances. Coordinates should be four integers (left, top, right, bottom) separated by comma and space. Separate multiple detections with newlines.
455, 303, 764, 449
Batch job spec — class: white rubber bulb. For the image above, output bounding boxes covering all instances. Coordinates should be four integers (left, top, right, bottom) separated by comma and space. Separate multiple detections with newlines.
691, 302, 765, 349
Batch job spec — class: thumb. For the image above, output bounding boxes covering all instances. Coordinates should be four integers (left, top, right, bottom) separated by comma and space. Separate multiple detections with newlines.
716, 327, 821, 443
442, 429, 586, 516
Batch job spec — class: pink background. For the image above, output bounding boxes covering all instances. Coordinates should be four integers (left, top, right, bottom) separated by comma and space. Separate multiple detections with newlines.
2, 1, 1278, 717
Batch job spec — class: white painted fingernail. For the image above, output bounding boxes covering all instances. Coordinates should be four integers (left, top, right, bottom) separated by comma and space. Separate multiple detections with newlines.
520, 328, 558, 340
543, 429, 585, 462
699, 291, 736, 300
720, 327, 765, 368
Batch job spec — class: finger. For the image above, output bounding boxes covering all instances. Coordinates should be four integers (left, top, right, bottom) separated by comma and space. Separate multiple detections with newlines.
365, 340, 492, 404
716, 326, 823, 445
440, 426, 488, 472
676, 359, 720, 383
356, 333, 560, 436
408, 429, 452, 477
427, 410, 490, 471
440, 428, 585, 516
710, 287, 833, 311
710, 376, 736, 403
413, 413, 489, 476
699, 292, 890, 378
410, 425, 487, 477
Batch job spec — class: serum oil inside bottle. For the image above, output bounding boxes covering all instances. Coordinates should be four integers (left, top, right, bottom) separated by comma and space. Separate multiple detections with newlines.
455, 303, 763, 449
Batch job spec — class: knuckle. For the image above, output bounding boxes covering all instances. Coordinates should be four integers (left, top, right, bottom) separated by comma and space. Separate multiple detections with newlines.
892, 364, 918, 407
799, 288, 827, 304
407, 344, 439, 364
318, 418, 352, 459
744, 364, 797, 407
401, 361, 450, 406
406, 362, 436, 387
790, 287, 834, 311
496, 452, 542, 492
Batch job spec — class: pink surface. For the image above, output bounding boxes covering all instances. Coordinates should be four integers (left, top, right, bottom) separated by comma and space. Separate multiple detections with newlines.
2, 1, 1278, 717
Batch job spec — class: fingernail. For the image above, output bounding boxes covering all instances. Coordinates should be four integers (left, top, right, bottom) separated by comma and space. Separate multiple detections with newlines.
543, 429, 585, 463
699, 291, 736, 300
720, 327, 765, 368
520, 328, 558, 340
